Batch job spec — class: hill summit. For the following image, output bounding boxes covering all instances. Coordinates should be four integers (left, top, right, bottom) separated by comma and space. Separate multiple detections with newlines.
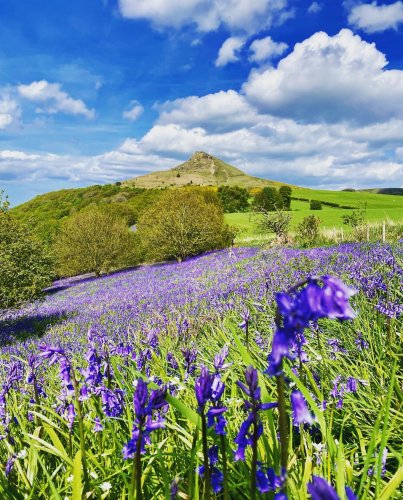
125, 151, 281, 189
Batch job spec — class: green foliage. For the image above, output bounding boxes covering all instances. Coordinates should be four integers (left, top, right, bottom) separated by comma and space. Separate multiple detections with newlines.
296, 215, 322, 246
279, 185, 292, 210
138, 189, 232, 262
54, 207, 138, 277
0, 192, 53, 310
258, 208, 292, 238
342, 204, 367, 227
217, 185, 249, 213
253, 187, 283, 212
310, 199, 322, 210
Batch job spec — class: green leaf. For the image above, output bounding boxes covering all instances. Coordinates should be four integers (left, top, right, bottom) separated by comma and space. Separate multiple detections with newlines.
72, 450, 82, 500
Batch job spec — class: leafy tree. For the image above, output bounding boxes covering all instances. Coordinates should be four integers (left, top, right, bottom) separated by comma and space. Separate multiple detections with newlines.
217, 186, 249, 213
310, 200, 322, 210
296, 215, 322, 246
279, 185, 292, 210
253, 187, 283, 212
0, 192, 53, 310
138, 190, 232, 262
54, 207, 137, 277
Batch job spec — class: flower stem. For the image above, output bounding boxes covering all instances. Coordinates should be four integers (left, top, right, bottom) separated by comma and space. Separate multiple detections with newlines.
276, 370, 288, 492
220, 434, 229, 500
250, 418, 258, 500
130, 430, 143, 500
201, 411, 211, 500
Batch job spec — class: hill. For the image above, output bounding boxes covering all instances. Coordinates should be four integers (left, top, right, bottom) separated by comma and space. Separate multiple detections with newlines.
125, 151, 284, 189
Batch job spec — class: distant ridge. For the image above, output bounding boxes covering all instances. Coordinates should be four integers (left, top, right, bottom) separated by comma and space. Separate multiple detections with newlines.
125, 151, 287, 189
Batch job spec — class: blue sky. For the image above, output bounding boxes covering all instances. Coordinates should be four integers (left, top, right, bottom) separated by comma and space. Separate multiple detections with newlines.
1, 0, 402, 205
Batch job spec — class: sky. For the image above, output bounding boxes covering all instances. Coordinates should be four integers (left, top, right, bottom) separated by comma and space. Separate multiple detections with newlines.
1, 0, 403, 205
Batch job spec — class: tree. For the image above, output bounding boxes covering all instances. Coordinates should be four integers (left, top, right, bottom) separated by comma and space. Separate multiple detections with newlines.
0, 192, 53, 310
54, 207, 137, 277
279, 186, 292, 210
296, 215, 322, 246
137, 190, 232, 262
253, 187, 283, 212
217, 186, 249, 213
258, 208, 292, 242
342, 203, 367, 227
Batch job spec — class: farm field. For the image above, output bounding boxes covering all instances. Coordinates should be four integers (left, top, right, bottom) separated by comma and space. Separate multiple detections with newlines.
0, 243, 401, 498
225, 189, 403, 244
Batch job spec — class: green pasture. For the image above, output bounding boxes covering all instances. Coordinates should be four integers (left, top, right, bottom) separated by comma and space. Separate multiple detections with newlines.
225, 189, 403, 242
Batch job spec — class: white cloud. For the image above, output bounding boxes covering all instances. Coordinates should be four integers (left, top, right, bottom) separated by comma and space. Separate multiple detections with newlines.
18, 80, 94, 119
249, 36, 288, 63
118, 0, 290, 35
348, 1, 403, 33
308, 2, 322, 14
243, 29, 403, 124
0, 95, 21, 129
215, 37, 245, 67
123, 101, 144, 121
157, 90, 259, 130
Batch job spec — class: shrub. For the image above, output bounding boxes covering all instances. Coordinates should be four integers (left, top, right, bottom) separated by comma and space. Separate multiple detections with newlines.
0, 192, 53, 310
258, 208, 292, 243
138, 190, 232, 262
296, 215, 322, 246
342, 203, 367, 227
54, 207, 137, 277
310, 200, 322, 210
217, 186, 249, 213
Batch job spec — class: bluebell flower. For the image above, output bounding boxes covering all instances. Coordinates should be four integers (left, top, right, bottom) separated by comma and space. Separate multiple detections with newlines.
291, 391, 315, 426
308, 476, 339, 499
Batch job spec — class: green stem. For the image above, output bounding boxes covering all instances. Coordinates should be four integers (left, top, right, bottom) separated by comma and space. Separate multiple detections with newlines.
276, 371, 288, 492
220, 434, 228, 500
250, 419, 258, 500
130, 430, 143, 500
201, 411, 211, 500
71, 367, 89, 489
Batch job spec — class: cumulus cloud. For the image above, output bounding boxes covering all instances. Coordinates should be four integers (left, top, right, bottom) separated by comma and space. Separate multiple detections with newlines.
215, 37, 245, 67
0, 95, 21, 129
157, 90, 259, 130
123, 101, 144, 121
18, 80, 94, 118
348, 1, 403, 33
249, 36, 288, 63
243, 29, 403, 124
118, 0, 290, 35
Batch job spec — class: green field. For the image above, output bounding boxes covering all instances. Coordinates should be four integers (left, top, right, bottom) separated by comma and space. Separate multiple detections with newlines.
225, 188, 403, 243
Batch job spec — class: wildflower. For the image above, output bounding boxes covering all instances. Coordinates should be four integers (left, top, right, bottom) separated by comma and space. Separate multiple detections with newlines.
234, 366, 277, 462
308, 476, 357, 500
290, 391, 315, 426
92, 417, 103, 433
122, 379, 167, 459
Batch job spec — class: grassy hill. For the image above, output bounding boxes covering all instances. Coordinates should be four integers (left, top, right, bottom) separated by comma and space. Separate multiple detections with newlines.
125, 151, 285, 189
10, 151, 403, 244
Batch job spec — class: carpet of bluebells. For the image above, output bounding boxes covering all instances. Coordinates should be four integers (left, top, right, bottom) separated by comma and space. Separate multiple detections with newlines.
0, 244, 401, 499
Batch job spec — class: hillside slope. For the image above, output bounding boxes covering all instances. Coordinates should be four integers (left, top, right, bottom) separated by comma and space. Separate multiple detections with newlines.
125, 151, 285, 189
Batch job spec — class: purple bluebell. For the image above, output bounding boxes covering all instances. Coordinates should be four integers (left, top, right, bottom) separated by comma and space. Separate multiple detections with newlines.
291, 391, 315, 426
122, 379, 167, 459
234, 366, 277, 461
92, 416, 103, 433
307, 476, 339, 499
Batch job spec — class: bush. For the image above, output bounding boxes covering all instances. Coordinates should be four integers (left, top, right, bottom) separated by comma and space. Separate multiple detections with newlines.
138, 190, 232, 262
0, 192, 53, 310
258, 208, 292, 243
54, 207, 137, 277
342, 204, 367, 228
310, 200, 322, 210
296, 215, 322, 246
217, 186, 249, 213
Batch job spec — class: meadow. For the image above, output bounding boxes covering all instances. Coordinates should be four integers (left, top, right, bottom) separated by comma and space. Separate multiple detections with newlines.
0, 243, 401, 498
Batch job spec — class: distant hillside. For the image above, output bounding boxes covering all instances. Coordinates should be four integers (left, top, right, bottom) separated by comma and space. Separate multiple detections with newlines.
125, 151, 286, 189
360, 188, 403, 196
